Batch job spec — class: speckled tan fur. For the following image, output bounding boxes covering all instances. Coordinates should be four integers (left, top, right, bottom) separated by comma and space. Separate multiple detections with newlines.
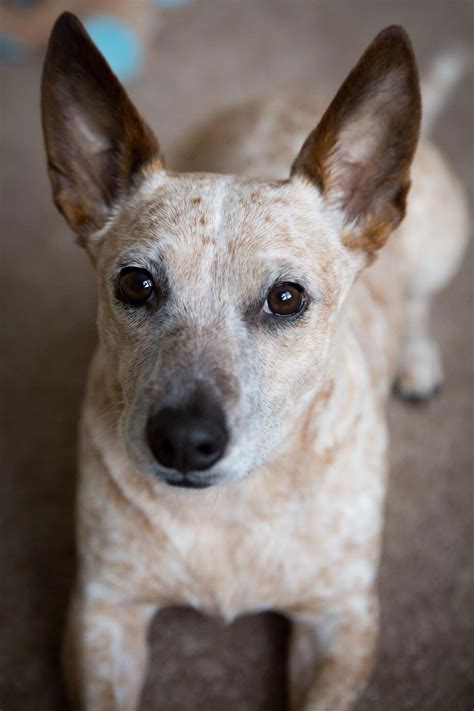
41, 16, 469, 711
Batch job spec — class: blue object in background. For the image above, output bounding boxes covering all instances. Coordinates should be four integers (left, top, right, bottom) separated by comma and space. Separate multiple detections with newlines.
0, 0, 35, 60
0, 32, 26, 61
83, 15, 143, 83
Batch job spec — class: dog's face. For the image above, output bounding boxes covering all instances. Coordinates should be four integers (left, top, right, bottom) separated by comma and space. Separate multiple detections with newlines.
95, 171, 359, 485
42, 14, 420, 487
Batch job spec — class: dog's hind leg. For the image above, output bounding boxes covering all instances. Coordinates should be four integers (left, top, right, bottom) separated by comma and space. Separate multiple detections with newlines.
395, 292, 444, 402
394, 142, 469, 402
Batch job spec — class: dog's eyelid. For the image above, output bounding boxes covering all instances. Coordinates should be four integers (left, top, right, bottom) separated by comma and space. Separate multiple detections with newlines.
111, 258, 168, 285
115, 257, 158, 274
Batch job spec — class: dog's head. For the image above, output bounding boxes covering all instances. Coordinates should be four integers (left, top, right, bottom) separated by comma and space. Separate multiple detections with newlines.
42, 13, 420, 488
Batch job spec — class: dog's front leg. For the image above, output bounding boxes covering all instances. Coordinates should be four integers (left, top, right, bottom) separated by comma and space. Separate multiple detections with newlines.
63, 591, 156, 711
288, 592, 379, 711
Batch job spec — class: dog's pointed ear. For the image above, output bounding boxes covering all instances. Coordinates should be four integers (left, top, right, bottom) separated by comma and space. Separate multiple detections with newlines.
291, 26, 421, 253
41, 12, 162, 239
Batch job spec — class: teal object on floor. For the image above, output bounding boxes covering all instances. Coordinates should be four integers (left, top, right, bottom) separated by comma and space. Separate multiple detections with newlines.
83, 15, 142, 83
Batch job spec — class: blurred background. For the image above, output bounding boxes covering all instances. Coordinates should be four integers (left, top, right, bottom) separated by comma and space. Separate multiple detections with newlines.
1, 1, 473, 709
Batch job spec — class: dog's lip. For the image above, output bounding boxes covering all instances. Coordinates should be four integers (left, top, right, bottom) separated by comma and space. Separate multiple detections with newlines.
164, 475, 215, 489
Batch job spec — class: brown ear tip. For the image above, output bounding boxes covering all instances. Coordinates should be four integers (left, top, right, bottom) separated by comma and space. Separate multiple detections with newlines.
374, 25, 414, 53
54, 11, 82, 29
50, 11, 85, 44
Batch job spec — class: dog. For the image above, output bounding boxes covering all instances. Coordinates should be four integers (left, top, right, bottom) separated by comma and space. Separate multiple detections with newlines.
41, 12, 468, 711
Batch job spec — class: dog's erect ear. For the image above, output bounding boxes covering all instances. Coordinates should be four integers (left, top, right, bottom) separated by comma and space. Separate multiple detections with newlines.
291, 26, 421, 253
41, 12, 162, 239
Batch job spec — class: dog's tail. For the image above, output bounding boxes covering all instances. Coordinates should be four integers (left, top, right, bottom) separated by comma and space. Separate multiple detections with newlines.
421, 48, 469, 134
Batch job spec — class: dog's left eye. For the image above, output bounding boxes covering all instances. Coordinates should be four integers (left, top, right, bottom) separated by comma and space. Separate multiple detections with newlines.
118, 267, 156, 305
263, 282, 307, 317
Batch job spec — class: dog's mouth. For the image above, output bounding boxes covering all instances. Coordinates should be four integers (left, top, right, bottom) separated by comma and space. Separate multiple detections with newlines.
164, 475, 215, 489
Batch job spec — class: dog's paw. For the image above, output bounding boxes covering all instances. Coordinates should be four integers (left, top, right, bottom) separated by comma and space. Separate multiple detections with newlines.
394, 337, 444, 403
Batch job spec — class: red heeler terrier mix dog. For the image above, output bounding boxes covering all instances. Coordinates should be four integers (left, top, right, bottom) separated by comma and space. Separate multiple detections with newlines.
41, 12, 468, 711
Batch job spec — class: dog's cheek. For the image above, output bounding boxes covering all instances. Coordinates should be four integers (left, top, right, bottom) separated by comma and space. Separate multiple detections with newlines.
255, 315, 336, 440
96, 301, 149, 406
96, 304, 121, 365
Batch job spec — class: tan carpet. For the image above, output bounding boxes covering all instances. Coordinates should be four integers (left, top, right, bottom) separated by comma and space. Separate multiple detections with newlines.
1, 1, 472, 709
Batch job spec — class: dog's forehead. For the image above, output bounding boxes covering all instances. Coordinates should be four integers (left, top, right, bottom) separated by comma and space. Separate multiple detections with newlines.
131, 171, 315, 243
104, 171, 343, 295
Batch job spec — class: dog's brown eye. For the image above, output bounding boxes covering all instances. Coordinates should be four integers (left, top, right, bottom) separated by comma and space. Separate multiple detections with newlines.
118, 268, 155, 305
264, 282, 306, 317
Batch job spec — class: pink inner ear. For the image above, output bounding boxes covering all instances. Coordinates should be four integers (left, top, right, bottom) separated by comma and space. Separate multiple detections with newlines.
337, 158, 375, 220
320, 67, 415, 225
41, 12, 162, 237
69, 108, 112, 156
291, 24, 421, 251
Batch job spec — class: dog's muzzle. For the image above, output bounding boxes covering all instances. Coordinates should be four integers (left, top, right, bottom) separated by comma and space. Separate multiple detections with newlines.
145, 389, 229, 487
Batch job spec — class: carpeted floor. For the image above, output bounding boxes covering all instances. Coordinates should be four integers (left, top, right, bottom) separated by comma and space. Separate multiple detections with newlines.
1, 1, 472, 710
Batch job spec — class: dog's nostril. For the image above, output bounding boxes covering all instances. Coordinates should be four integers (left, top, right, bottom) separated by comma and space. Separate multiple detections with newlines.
146, 403, 228, 474
196, 440, 217, 457
155, 437, 175, 467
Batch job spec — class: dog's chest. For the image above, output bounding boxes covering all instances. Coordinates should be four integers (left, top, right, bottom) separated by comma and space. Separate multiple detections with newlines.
146, 457, 386, 619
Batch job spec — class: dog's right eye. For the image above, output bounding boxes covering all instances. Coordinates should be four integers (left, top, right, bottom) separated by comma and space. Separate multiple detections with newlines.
263, 282, 307, 317
118, 267, 156, 306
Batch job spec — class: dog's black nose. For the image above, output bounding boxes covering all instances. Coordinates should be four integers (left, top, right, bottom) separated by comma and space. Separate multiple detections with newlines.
146, 399, 228, 474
